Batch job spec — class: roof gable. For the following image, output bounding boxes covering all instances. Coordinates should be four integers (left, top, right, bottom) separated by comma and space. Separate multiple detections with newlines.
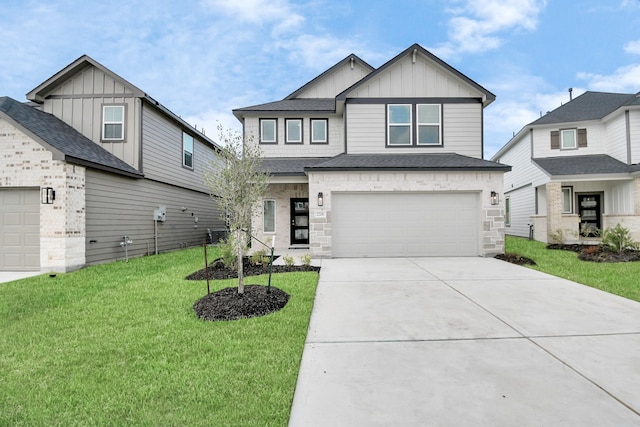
285, 54, 374, 99
0, 96, 142, 177
26, 55, 144, 103
337, 44, 495, 106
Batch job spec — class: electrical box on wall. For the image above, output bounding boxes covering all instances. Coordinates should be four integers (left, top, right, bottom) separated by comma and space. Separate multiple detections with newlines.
154, 205, 166, 222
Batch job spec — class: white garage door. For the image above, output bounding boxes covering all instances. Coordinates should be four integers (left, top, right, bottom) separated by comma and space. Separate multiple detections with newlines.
332, 192, 478, 257
0, 189, 40, 271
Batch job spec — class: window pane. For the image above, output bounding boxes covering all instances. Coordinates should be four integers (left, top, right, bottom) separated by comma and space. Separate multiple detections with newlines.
263, 200, 275, 232
418, 104, 439, 124
389, 126, 411, 145
104, 124, 122, 139
562, 130, 576, 149
183, 133, 194, 168
261, 120, 275, 142
562, 188, 571, 212
389, 105, 410, 124
418, 125, 440, 144
312, 120, 326, 142
287, 120, 301, 142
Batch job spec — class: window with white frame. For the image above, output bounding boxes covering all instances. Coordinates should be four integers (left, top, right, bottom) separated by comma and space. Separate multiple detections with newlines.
417, 104, 441, 145
561, 186, 573, 213
311, 119, 328, 144
561, 129, 577, 150
387, 104, 412, 145
263, 200, 275, 233
183, 132, 194, 168
102, 105, 125, 141
260, 119, 277, 144
285, 119, 302, 143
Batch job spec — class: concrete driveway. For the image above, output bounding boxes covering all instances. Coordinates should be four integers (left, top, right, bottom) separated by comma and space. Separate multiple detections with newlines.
289, 257, 640, 426
0, 271, 42, 284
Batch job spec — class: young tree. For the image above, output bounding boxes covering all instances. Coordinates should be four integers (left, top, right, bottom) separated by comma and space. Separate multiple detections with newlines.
204, 124, 269, 294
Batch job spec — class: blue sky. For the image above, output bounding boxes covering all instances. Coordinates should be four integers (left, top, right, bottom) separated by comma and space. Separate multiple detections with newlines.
1, 0, 639, 158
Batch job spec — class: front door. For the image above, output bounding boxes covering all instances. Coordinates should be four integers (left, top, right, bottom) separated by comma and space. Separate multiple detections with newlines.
578, 194, 601, 237
290, 198, 309, 245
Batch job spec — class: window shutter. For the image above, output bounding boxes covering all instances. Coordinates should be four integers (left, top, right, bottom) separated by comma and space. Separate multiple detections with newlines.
577, 128, 587, 147
550, 131, 560, 149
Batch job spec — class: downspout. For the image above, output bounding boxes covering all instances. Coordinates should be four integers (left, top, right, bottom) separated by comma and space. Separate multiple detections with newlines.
625, 110, 631, 164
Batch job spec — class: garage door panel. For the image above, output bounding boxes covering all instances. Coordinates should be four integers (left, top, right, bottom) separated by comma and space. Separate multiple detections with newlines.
0, 189, 40, 270
333, 192, 478, 257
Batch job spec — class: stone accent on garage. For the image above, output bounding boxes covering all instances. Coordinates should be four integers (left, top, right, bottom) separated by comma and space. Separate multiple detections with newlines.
308, 170, 506, 258
0, 120, 86, 272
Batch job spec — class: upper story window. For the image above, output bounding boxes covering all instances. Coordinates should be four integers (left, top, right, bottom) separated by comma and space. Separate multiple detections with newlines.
260, 119, 277, 144
387, 104, 412, 145
102, 105, 125, 141
417, 104, 441, 145
561, 129, 577, 150
183, 132, 194, 169
286, 119, 303, 144
311, 119, 328, 144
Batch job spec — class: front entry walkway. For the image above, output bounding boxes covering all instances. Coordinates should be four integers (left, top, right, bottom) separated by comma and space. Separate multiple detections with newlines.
289, 258, 640, 426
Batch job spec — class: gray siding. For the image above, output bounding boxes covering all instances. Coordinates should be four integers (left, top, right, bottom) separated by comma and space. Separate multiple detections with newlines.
296, 61, 372, 98
505, 186, 535, 238
42, 65, 142, 169
346, 103, 482, 157
141, 106, 222, 193
85, 169, 225, 265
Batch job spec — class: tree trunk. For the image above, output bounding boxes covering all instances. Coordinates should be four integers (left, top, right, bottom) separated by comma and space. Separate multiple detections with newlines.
236, 229, 244, 294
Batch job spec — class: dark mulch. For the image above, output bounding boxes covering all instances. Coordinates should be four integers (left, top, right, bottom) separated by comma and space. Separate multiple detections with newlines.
547, 243, 640, 263
495, 253, 536, 266
185, 257, 320, 281
193, 285, 290, 321
189, 257, 320, 321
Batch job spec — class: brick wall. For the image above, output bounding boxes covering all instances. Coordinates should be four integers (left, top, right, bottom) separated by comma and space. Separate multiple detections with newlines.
0, 120, 86, 272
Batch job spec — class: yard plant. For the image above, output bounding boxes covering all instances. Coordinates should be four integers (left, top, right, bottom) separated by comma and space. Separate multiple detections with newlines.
505, 235, 640, 302
0, 247, 318, 426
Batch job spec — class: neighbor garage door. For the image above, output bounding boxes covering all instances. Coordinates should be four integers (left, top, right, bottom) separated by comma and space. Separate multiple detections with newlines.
0, 189, 40, 270
332, 192, 478, 257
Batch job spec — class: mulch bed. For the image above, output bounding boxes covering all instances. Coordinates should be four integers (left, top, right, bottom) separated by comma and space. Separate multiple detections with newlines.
497, 243, 640, 266
494, 253, 536, 266
189, 257, 321, 322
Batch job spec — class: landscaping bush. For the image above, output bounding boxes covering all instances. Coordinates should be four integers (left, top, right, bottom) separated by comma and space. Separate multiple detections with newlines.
601, 224, 638, 254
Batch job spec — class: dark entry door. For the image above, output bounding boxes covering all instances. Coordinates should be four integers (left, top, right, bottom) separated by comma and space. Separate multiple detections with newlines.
578, 194, 601, 237
290, 198, 309, 245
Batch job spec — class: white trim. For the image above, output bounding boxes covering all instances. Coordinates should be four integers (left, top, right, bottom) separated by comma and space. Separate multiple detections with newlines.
182, 132, 194, 169
416, 104, 442, 145
285, 119, 303, 144
260, 119, 277, 143
560, 128, 577, 150
561, 186, 573, 213
387, 104, 412, 146
102, 105, 125, 141
310, 118, 328, 144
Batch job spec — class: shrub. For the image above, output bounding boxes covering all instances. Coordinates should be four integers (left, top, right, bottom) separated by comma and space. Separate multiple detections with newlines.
282, 255, 295, 267
219, 235, 237, 269
602, 224, 638, 254
250, 249, 268, 266
301, 253, 312, 266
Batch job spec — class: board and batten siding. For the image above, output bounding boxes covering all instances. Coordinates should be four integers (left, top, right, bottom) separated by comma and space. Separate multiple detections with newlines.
85, 169, 225, 265
141, 105, 222, 193
345, 103, 482, 158
42, 64, 142, 170
295, 61, 372, 98
345, 55, 483, 99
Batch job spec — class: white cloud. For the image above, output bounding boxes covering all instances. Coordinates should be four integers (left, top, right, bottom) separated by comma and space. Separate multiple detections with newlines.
624, 40, 640, 55
577, 64, 640, 92
431, 0, 547, 59
202, 0, 304, 34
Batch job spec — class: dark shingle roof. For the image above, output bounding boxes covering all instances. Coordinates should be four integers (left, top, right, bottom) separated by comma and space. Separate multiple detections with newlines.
304, 153, 510, 172
0, 96, 142, 177
233, 98, 335, 113
531, 91, 638, 125
532, 155, 630, 176
261, 157, 332, 176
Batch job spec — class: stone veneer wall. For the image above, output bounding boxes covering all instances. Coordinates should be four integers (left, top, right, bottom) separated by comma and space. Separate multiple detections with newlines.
307, 170, 506, 257
250, 183, 309, 251
0, 120, 86, 272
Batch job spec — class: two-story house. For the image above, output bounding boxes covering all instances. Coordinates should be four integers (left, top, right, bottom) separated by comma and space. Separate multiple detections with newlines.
233, 44, 510, 258
491, 91, 640, 243
0, 55, 225, 273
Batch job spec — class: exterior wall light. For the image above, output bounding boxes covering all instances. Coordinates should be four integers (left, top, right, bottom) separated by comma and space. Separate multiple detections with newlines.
490, 191, 499, 206
317, 192, 324, 207
41, 187, 55, 204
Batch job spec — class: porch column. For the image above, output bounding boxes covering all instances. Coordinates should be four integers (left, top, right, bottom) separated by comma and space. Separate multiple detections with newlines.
546, 182, 562, 243
634, 177, 640, 215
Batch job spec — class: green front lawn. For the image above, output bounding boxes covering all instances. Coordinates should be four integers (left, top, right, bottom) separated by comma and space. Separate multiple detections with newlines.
506, 235, 640, 302
0, 247, 318, 427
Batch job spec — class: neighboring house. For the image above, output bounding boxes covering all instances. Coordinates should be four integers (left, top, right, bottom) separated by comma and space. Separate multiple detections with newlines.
233, 43, 510, 258
0, 55, 225, 273
491, 91, 640, 243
